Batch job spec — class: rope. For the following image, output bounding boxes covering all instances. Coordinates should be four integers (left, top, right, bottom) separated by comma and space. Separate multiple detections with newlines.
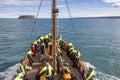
65, 0, 75, 28
30, 0, 43, 42
23, 0, 43, 59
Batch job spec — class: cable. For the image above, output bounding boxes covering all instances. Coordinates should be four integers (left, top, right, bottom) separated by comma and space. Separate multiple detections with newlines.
65, 0, 75, 28
23, 0, 43, 59
30, 0, 43, 42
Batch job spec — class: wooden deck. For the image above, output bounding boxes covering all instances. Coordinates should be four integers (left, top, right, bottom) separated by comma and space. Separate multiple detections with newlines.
26, 48, 83, 80
60, 49, 83, 80
26, 55, 41, 80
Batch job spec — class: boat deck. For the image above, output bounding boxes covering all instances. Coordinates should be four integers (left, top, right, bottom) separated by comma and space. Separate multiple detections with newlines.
60, 49, 83, 80
26, 48, 83, 80
26, 55, 41, 80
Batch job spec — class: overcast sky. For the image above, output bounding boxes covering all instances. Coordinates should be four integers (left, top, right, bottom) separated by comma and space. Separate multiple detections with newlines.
0, 0, 120, 18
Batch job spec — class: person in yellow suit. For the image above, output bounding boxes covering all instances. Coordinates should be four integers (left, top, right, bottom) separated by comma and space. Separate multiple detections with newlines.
26, 49, 33, 66
63, 63, 70, 73
86, 68, 96, 80
13, 69, 24, 80
38, 62, 53, 80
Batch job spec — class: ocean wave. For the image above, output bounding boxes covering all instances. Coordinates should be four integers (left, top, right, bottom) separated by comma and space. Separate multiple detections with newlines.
83, 61, 120, 80
95, 71, 120, 80
0, 64, 18, 80
83, 61, 96, 70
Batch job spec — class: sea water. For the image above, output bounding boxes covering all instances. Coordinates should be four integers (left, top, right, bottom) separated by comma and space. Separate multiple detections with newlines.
0, 18, 120, 80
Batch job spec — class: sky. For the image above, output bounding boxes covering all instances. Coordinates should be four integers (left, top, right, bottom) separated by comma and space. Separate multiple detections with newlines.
0, 0, 120, 18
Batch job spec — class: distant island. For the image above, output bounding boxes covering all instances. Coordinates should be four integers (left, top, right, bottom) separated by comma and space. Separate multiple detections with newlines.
18, 15, 35, 19
78, 16, 120, 19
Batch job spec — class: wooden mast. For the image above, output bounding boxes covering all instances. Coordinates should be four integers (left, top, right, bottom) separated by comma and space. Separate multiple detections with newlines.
52, 0, 57, 75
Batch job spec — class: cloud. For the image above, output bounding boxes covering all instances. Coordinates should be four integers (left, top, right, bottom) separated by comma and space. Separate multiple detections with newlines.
0, 0, 52, 18
57, 5, 66, 8
112, 2, 120, 7
0, 0, 38, 5
0, 0, 51, 6
103, 0, 120, 7
0, 5, 51, 18
103, 0, 120, 3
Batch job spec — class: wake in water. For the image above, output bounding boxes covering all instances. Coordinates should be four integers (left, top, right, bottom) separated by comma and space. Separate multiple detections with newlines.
0, 62, 120, 80
84, 62, 120, 80
0, 64, 18, 80
95, 71, 120, 80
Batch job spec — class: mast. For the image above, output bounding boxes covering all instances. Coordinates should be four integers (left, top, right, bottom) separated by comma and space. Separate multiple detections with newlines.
52, 0, 58, 75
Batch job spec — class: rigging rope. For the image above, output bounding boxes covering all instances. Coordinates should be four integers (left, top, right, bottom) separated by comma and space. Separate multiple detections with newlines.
65, 0, 75, 28
30, 0, 43, 42
23, 0, 43, 58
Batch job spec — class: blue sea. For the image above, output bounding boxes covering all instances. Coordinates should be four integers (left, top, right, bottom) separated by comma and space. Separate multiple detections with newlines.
0, 18, 120, 80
